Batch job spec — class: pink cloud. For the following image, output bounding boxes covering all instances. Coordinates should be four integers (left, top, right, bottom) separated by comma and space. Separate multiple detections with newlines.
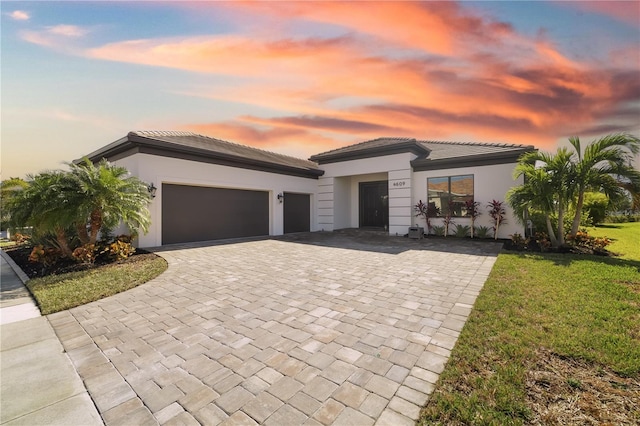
20, 2, 639, 156
8, 10, 29, 21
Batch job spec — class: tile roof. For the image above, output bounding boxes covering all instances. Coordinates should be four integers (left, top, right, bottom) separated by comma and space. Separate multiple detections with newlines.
82, 131, 323, 178
310, 137, 535, 168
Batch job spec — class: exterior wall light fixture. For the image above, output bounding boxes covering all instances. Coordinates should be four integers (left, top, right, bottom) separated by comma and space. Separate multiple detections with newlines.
148, 183, 158, 198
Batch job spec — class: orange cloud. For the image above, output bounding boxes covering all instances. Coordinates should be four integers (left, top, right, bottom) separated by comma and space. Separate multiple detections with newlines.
20, 1, 638, 157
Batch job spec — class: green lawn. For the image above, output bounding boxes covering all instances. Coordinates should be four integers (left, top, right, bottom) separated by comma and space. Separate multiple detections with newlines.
588, 222, 640, 260
419, 223, 640, 425
27, 254, 167, 315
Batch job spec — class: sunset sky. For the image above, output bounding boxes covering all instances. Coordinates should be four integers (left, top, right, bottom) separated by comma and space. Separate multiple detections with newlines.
2, 1, 639, 179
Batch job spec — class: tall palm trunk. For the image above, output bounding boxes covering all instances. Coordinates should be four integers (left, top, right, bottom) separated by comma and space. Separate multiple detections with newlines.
557, 197, 566, 246
89, 209, 103, 244
76, 222, 90, 245
545, 216, 558, 247
55, 227, 73, 258
571, 188, 585, 235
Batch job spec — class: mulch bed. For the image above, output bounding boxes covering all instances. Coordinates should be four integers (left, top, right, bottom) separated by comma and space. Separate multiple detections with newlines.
3, 245, 159, 279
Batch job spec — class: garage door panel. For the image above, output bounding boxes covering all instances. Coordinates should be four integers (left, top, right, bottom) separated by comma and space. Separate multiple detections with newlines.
284, 192, 310, 234
162, 184, 269, 245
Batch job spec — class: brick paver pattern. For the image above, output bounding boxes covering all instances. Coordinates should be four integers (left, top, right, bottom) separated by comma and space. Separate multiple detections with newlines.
48, 235, 500, 425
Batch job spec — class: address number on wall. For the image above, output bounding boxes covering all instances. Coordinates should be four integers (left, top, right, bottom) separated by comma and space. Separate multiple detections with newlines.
392, 180, 408, 187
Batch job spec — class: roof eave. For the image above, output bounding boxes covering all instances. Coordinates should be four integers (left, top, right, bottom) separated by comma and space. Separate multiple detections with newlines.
309, 141, 430, 165
411, 148, 536, 171
83, 133, 324, 179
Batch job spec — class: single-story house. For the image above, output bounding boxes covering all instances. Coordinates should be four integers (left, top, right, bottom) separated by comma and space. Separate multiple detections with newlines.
81, 130, 535, 247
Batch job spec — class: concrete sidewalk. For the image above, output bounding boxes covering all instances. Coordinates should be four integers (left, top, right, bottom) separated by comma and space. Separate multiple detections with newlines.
0, 250, 103, 426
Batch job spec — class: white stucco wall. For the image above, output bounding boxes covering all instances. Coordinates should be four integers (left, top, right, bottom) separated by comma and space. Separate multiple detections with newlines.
113, 153, 319, 247
412, 163, 524, 238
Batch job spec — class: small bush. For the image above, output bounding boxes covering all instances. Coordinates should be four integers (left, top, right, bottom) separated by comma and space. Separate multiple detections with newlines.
105, 239, 136, 261
432, 225, 445, 236
510, 233, 530, 250
29, 245, 61, 267
533, 232, 552, 252
72, 244, 97, 264
474, 226, 491, 239
566, 230, 611, 252
453, 224, 470, 238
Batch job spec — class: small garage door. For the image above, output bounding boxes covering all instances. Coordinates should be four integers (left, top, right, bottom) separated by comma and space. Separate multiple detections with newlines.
162, 184, 269, 245
283, 192, 310, 234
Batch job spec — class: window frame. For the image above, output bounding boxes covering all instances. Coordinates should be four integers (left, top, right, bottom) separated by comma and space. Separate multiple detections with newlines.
427, 174, 474, 217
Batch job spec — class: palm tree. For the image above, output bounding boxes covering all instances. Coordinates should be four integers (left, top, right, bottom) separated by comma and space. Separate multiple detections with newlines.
508, 148, 574, 247
68, 158, 152, 245
8, 171, 76, 257
1, 177, 28, 230
568, 134, 640, 234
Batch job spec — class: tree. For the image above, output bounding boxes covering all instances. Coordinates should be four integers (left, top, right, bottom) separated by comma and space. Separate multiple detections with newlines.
508, 148, 574, 247
8, 171, 77, 257
8, 159, 152, 259
568, 134, 640, 235
67, 158, 152, 245
1, 177, 28, 230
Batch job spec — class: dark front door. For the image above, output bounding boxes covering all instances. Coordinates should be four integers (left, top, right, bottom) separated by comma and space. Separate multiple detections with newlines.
359, 181, 388, 228
283, 192, 310, 233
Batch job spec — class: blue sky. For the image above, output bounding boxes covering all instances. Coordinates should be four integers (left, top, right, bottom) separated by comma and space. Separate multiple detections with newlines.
2, 1, 639, 179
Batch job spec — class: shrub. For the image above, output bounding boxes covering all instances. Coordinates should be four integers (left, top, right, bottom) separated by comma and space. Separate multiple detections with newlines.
72, 244, 97, 264
487, 200, 507, 240
29, 245, 61, 267
474, 226, 491, 239
432, 225, 445, 236
414, 200, 439, 235
465, 200, 481, 238
105, 239, 136, 261
510, 233, 530, 250
442, 201, 455, 237
566, 230, 611, 252
533, 232, 552, 252
453, 224, 470, 238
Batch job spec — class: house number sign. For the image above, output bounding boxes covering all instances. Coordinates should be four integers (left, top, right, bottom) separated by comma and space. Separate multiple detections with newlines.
392, 180, 408, 187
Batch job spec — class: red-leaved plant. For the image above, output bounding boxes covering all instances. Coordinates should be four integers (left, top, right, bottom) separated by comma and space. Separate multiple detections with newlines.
442, 200, 455, 237
414, 200, 438, 235
487, 200, 507, 240
465, 200, 481, 239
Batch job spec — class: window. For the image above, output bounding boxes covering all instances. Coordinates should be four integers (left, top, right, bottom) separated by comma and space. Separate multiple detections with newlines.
427, 175, 474, 216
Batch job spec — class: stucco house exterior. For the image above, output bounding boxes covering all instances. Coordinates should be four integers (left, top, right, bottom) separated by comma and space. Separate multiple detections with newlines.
82, 131, 535, 247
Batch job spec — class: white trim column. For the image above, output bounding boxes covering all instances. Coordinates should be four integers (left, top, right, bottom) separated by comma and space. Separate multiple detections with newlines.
388, 169, 412, 236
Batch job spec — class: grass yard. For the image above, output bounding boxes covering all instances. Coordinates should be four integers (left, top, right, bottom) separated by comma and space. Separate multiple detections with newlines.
26, 253, 167, 315
588, 222, 640, 260
419, 222, 640, 425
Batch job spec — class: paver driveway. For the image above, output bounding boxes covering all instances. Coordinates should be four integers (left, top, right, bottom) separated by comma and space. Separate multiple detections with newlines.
48, 233, 502, 426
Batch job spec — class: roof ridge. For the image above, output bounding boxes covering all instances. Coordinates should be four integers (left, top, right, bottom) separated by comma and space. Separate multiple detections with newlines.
418, 139, 534, 149
131, 130, 318, 167
313, 137, 417, 157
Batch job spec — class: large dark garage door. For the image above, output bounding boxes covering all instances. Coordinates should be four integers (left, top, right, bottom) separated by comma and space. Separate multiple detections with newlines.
283, 192, 310, 234
162, 184, 269, 245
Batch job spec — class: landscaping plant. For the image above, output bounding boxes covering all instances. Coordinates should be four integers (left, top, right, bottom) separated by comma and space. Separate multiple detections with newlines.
487, 199, 507, 240
453, 224, 470, 238
474, 225, 491, 239
442, 202, 455, 237
465, 200, 481, 238
7, 159, 151, 266
414, 199, 438, 235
